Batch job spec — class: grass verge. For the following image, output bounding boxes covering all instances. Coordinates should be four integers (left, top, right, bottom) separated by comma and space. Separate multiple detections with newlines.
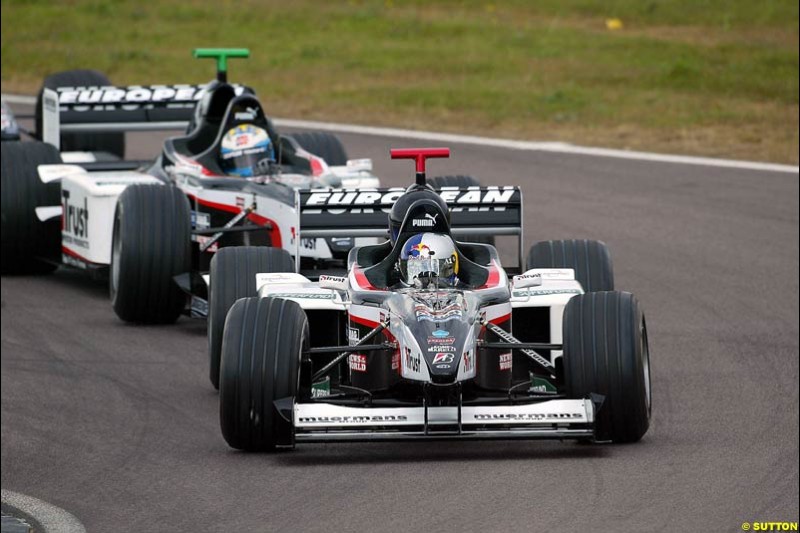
1, 0, 797, 163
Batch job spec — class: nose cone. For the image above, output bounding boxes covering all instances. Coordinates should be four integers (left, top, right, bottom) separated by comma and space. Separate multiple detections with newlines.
420, 325, 466, 384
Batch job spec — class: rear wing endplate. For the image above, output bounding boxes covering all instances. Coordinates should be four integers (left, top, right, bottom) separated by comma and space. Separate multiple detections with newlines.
296, 186, 524, 271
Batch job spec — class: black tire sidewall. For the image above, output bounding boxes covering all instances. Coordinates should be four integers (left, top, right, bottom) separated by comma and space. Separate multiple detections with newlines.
0, 141, 63, 274
219, 297, 306, 451
563, 291, 650, 443
290, 131, 349, 166
527, 239, 614, 293
110, 184, 190, 323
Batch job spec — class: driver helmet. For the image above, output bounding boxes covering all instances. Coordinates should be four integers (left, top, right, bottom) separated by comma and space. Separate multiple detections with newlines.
219, 124, 275, 177
399, 233, 459, 286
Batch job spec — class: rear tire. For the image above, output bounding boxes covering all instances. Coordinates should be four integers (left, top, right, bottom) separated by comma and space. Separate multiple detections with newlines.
36, 69, 125, 158
289, 131, 348, 166
562, 291, 651, 443
527, 239, 614, 293
428, 175, 495, 245
110, 184, 191, 323
220, 297, 306, 451
0, 141, 62, 274
208, 246, 295, 389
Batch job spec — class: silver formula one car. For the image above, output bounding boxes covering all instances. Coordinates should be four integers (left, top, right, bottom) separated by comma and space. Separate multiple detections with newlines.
216, 148, 652, 451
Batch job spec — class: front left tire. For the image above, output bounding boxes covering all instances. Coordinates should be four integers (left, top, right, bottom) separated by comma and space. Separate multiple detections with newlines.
220, 297, 306, 451
110, 184, 191, 323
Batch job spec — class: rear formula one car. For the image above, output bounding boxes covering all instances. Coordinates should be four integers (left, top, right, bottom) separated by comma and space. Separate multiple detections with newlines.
216, 148, 652, 450
0, 48, 381, 324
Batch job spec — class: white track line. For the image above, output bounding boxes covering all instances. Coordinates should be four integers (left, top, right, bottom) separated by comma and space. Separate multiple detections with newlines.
1, 490, 86, 533
4, 92, 797, 174
1, 94, 36, 105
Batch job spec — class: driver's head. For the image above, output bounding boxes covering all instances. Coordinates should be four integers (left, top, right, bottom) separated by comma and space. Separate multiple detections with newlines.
220, 124, 275, 177
398, 233, 459, 286
388, 186, 449, 243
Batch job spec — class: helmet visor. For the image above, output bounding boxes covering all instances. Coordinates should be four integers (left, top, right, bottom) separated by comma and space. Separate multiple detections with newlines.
406, 256, 441, 283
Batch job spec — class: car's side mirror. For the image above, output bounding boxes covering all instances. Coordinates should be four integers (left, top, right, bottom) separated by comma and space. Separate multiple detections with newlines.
319, 274, 349, 292
512, 273, 542, 289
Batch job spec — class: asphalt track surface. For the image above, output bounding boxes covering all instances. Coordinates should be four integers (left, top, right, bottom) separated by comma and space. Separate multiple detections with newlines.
2, 104, 798, 532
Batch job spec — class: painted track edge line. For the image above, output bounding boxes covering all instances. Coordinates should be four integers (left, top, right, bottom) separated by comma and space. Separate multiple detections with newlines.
1, 490, 87, 533
3, 92, 797, 174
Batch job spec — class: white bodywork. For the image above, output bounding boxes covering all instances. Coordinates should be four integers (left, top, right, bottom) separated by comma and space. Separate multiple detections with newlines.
37, 159, 381, 269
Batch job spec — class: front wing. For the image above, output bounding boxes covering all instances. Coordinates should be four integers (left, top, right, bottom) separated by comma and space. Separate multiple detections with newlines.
293, 399, 594, 442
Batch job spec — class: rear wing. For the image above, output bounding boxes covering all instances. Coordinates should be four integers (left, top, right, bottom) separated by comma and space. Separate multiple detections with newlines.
40, 83, 248, 146
296, 186, 524, 271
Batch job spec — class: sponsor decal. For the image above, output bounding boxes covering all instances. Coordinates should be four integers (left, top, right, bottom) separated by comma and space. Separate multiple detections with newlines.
432, 329, 450, 338
410, 243, 431, 256
499, 352, 512, 371
299, 415, 408, 424
311, 376, 331, 398
415, 303, 463, 323
463, 350, 473, 372
267, 292, 335, 299
234, 107, 259, 121
53, 84, 244, 110
512, 289, 582, 298
61, 190, 88, 239
474, 413, 583, 421
392, 350, 400, 371
260, 273, 294, 281
428, 345, 456, 352
191, 210, 210, 230
530, 376, 557, 393
319, 274, 347, 285
404, 347, 420, 373
190, 296, 208, 318
348, 354, 366, 372
61, 253, 88, 270
302, 187, 516, 213
432, 353, 454, 365
195, 235, 219, 253
348, 327, 360, 346
235, 196, 246, 209
412, 212, 439, 228
299, 238, 317, 250
428, 336, 456, 345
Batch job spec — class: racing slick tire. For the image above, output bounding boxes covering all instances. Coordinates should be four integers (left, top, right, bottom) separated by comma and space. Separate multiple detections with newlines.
563, 291, 651, 443
427, 175, 495, 245
1, 141, 62, 274
36, 69, 125, 158
208, 246, 295, 389
110, 184, 191, 323
527, 239, 614, 293
289, 131, 349, 166
220, 296, 306, 451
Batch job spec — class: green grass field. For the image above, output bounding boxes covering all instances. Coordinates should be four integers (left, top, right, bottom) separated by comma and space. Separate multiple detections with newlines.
2, 0, 797, 163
